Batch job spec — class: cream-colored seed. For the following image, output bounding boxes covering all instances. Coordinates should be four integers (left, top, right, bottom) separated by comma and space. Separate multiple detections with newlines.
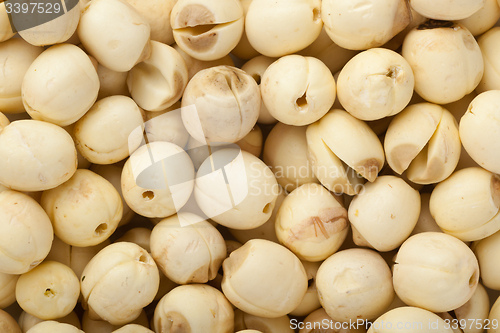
123, 0, 176, 45
171, 0, 244, 61
276, 183, 348, 262
81, 242, 160, 325
457, 0, 500, 36
245, 0, 322, 57
409, 0, 486, 20
18, 3, 80, 47
393, 232, 479, 312
241, 56, 277, 125
337, 48, 415, 121
121, 141, 195, 218
74, 96, 145, 165
263, 123, 318, 192
384, 103, 461, 184
317, 109, 385, 183
316, 248, 395, 321
322, 0, 411, 50
234, 309, 293, 333
221, 239, 308, 318
78, 0, 151, 72
154, 284, 234, 333
16, 261, 80, 320
367, 307, 454, 333
18, 310, 81, 333
429, 167, 500, 241
26, 321, 83, 333
0, 190, 53, 275
261, 55, 336, 126
0, 272, 18, 309
181, 66, 260, 144
473, 230, 500, 290
477, 27, 500, 93
41, 169, 123, 247
0, 39, 43, 114
0, 120, 77, 192
150, 213, 226, 284
349, 176, 421, 251
460, 91, 500, 173
402, 22, 484, 104
127, 41, 188, 112
22, 44, 99, 126
195, 149, 279, 230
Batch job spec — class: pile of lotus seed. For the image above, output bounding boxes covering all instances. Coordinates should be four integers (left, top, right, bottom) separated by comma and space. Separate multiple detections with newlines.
1, 0, 500, 332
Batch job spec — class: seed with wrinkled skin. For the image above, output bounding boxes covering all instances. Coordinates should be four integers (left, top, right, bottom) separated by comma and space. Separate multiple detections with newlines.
150, 213, 226, 284
81, 242, 160, 326
181, 66, 260, 144
275, 183, 348, 262
316, 248, 395, 322
154, 284, 234, 333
